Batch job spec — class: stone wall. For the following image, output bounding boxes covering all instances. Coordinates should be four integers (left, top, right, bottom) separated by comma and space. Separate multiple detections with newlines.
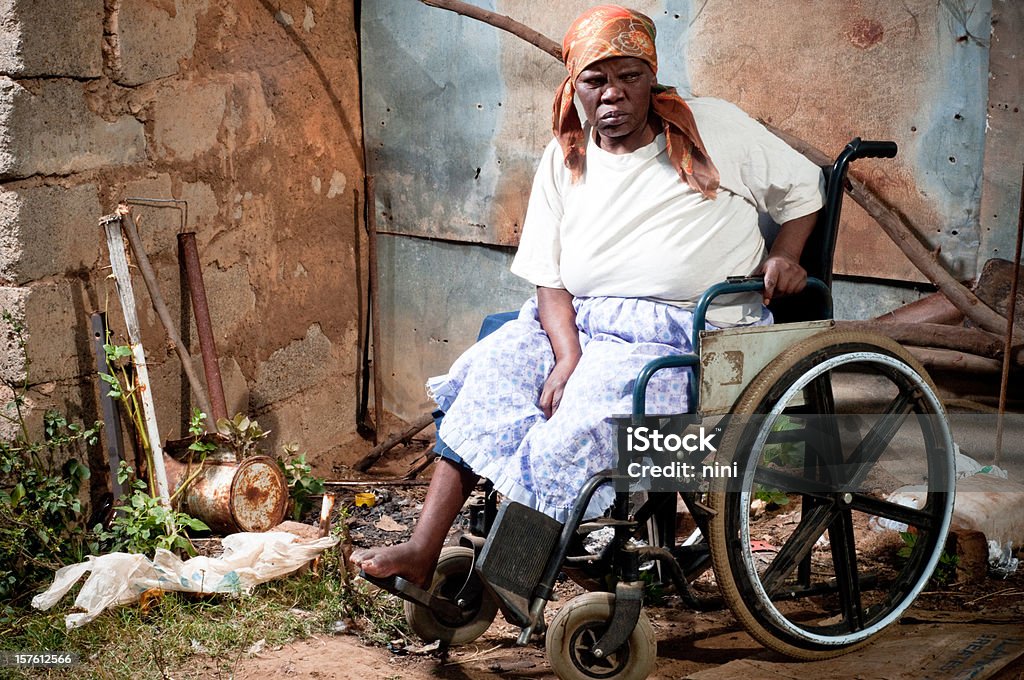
0, 0, 366, 501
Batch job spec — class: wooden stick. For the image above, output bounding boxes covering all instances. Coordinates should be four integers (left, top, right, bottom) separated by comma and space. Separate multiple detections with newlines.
419, 0, 561, 60
906, 346, 1003, 374
117, 205, 215, 419
994, 165, 1024, 464
352, 412, 436, 472
101, 213, 171, 506
835, 320, 1017, 361
764, 125, 1020, 339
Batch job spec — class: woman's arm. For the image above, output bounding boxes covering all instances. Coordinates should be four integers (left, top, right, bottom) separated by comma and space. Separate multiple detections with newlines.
536, 286, 582, 418
756, 211, 818, 306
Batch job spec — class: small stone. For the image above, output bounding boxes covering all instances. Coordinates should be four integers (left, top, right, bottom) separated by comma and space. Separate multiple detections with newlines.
275, 10, 294, 27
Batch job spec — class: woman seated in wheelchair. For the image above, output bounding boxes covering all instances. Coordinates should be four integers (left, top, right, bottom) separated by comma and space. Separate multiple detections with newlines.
352, 4, 824, 590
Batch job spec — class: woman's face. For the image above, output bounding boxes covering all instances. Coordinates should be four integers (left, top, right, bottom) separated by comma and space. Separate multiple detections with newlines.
574, 56, 656, 153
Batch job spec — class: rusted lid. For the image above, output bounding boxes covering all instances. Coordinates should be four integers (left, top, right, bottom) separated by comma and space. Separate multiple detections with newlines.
229, 455, 289, 532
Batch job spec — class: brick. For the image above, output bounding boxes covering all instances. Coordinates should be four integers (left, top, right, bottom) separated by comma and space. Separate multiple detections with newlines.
204, 264, 255, 341
0, 284, 28, 384
252, 323, 334, 408
0, 77, 146, 179
117, 0, 204, 86
20, 279, 88, 384
150, 80, 227, 161
0, 0, 104, 78
0, 183, 102, 284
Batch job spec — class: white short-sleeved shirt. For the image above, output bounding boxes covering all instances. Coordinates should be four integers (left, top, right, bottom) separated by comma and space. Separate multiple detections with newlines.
510, 97, 825, 325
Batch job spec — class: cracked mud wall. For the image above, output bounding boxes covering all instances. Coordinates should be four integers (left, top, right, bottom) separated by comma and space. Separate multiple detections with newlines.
0, 0, 366, 501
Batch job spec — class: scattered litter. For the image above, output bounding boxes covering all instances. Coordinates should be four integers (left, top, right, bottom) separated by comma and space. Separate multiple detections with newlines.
868, 486, 925, 533
956, 447, 1008, 480
989, 540, 1020, 578
246, 638, 266, 656
374, 516, 406, 532
190, 639, 210, 654
405, 640, 443, 655
330, 618, 354, 635
32, 532, 338, 628
354, 492, 377, 508
583, 527, 654, 570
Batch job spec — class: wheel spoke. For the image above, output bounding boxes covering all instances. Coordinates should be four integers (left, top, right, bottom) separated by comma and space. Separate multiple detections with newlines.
760, 503, 835, 596
829, 509, 865, 631
848, 493, 937, 532
840, 390, 916, 488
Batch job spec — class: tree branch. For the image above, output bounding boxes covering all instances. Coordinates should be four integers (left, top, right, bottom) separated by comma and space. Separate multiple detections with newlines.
419, 0, 562, 59
766, 124, 1020, 339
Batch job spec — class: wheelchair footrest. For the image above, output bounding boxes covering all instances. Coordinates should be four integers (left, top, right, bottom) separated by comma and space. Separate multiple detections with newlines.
478, 501, 562, 601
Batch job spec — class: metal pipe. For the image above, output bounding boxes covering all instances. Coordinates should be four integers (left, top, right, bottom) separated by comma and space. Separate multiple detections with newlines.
366, 175, 384, 444
178, 232, 229, 424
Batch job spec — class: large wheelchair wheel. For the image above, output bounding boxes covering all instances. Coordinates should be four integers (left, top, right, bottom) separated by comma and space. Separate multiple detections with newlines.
546, 592, 656, 680
404, 546, 499, 644
707, 330, 955, 659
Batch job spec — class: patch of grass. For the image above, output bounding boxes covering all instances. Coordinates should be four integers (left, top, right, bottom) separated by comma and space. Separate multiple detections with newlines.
1, 536, 411, 679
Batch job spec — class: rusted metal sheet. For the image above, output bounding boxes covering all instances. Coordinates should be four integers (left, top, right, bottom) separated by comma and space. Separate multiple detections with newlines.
699, 321, 833, 416
184, 456, 289, 534
979, 0, 1024, 263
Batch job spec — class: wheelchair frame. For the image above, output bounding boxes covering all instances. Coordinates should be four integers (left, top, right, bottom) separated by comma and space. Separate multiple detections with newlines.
390, 139, 956, 679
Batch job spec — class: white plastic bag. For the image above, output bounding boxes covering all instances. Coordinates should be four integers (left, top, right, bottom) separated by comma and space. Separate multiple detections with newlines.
32, 532, 338, 629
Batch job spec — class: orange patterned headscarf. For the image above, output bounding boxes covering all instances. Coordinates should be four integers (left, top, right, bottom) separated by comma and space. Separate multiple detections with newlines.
554, 5, 719, 198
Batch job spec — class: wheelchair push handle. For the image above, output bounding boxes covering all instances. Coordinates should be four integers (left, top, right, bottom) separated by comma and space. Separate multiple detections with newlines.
847, 138, 898, 160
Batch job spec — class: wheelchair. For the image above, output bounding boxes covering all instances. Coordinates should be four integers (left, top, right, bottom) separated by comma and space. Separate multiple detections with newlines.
378, 139, 955, 680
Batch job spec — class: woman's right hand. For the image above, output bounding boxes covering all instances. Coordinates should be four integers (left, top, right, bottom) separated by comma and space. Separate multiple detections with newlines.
536, 286, 583, 419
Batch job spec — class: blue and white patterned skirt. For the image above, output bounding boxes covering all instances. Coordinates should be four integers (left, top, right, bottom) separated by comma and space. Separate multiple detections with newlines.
426, 296, 770, 522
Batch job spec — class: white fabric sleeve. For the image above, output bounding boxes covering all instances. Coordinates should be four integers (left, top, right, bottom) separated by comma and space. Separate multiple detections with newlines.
693, 99, 825, 225
510, 138, 566, 289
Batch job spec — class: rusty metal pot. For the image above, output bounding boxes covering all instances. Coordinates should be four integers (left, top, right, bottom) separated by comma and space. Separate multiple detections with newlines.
183, 455, 289, 534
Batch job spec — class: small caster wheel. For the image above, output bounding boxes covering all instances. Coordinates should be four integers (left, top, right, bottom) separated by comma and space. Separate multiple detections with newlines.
545, 592, 656, 680
404, 546, 498, 645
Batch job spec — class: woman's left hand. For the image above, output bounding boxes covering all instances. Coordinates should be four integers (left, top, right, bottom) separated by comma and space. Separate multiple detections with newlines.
756, 254, 807, 306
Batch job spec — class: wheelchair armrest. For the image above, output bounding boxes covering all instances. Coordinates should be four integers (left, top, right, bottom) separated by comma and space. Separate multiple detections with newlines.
630, 276, 831, 422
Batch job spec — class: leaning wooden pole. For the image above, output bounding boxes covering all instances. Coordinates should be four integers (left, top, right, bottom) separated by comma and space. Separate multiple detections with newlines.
101, 212, 172, 506
765, 125, 1020, 340
994, 165, 1024, 464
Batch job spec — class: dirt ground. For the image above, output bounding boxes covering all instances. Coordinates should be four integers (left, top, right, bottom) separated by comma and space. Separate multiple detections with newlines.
225, 442, 1024, 680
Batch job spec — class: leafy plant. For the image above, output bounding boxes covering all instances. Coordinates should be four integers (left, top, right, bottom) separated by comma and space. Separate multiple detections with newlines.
98, 463, 209, 556
753, 415, 804, 508
216, 413, 270, 459
0, 312, 102, 602
898, 531, 959, 587
278, 446, 325, 521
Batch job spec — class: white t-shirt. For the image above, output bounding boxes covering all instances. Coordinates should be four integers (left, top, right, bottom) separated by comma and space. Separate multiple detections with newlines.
510, 97, 825, 325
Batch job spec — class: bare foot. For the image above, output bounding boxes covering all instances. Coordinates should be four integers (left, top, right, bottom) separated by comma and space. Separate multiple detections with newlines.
350, 542, 435, 590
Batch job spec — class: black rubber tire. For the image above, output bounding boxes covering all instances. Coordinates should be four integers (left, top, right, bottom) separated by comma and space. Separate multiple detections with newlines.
546, 592, 657, 680
403, 546, 499, 645
707, 329, 955, 659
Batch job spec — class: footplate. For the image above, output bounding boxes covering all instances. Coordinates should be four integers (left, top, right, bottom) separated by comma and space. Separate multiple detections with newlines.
477, 501, 562, 600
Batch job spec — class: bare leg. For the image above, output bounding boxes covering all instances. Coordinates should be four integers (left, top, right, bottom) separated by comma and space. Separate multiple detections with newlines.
351, 458, 477, 589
